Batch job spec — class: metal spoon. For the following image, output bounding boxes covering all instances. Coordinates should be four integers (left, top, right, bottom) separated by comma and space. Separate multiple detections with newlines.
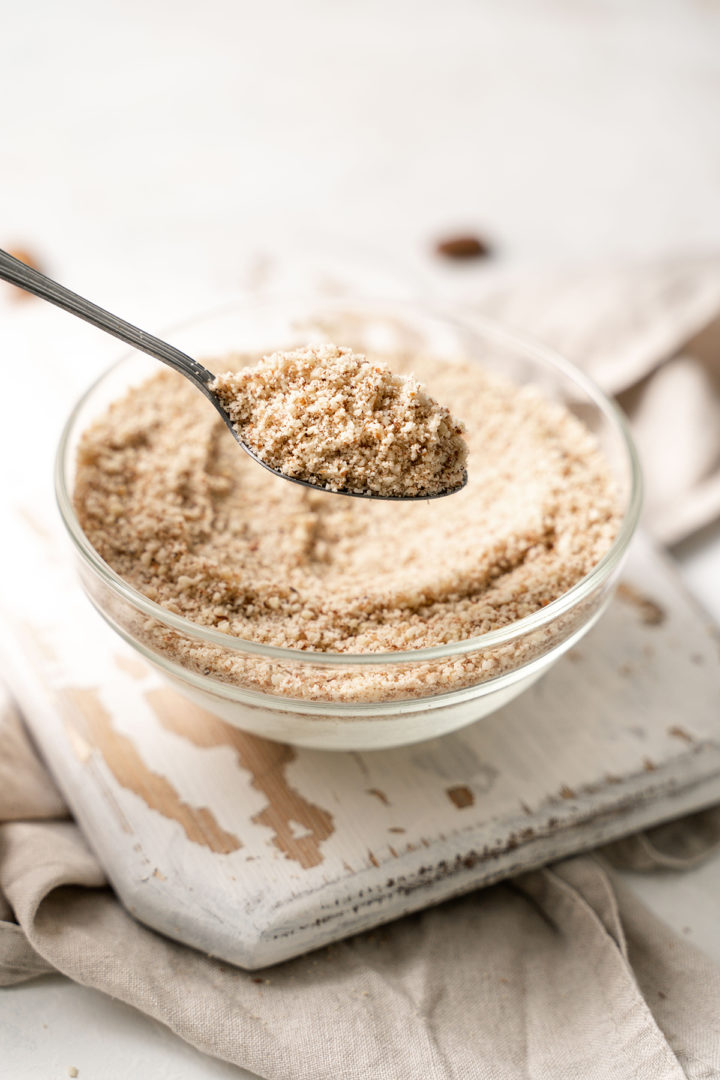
0, 248, 466, 500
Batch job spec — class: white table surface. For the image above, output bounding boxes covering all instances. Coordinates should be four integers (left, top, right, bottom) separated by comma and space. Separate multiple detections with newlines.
2, 0, 720, 1075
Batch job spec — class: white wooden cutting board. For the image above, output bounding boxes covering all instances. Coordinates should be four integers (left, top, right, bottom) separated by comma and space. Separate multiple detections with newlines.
1, 502, 719, 969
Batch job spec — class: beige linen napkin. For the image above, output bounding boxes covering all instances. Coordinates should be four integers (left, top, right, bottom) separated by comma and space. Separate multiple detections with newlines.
2, 257, 720, 1079
474, 255, 720, 544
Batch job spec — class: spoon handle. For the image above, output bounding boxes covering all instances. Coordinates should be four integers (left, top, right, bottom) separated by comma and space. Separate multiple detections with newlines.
0, 247, 214, 387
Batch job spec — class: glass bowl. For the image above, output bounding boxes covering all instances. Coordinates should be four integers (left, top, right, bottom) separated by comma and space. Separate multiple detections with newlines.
55, 297, 642, 750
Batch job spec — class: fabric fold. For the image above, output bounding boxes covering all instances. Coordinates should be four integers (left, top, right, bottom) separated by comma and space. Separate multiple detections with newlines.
3, 812, 719, 1079
475, 258, 720, 543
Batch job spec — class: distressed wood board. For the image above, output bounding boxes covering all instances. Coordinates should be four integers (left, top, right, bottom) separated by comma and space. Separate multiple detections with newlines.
1, 506, 719, 969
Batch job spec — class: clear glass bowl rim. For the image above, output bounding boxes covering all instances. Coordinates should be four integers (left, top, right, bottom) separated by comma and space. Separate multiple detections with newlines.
55, 296, 643, 668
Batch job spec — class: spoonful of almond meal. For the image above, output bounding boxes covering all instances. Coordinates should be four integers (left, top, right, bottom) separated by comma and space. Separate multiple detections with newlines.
0, 248, 468, 500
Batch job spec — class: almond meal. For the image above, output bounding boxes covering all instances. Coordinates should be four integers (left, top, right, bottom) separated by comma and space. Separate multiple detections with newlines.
74, 349, 620, 702
211, 344, 468, 498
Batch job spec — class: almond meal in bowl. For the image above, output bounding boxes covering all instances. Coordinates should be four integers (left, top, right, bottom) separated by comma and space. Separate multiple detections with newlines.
57, 299, 641, 750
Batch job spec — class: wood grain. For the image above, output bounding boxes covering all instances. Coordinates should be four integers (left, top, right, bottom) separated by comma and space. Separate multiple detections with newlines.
63, 687, 242, 855
147, 689, 334, 869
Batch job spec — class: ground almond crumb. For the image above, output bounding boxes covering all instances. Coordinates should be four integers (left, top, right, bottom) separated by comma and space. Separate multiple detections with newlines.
211, 344, 468, 497
74, 349, 620, 702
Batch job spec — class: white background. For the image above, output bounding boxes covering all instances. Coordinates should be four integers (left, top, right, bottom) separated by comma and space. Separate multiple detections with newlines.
2, 0, 720, 1076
